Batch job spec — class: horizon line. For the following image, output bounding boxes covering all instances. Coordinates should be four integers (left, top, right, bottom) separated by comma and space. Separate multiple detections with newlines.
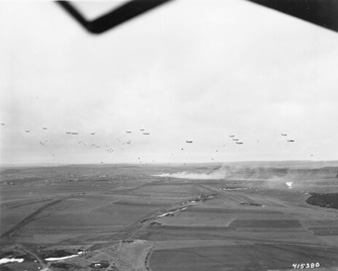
1, 159, 338, 168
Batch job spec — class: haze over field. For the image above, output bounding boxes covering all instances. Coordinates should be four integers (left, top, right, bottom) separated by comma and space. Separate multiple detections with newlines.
1, 0, 338, 165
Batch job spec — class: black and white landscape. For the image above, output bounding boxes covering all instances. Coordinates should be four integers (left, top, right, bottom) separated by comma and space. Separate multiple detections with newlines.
1, 162, 338, 270
1, 1, 338, 270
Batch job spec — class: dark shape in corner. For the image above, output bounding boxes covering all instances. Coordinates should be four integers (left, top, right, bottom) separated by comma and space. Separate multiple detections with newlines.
306, 192, 338, 209
246, 0, 338, 33
56, 0, 174, 34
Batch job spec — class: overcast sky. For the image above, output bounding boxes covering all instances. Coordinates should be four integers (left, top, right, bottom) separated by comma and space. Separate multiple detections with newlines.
1, 0, 338, 165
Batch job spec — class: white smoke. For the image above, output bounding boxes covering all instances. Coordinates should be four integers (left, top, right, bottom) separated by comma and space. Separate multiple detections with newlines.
154, 165, 317, 192
286, 181, 293, 189
154, 170, 227, 180
154, 165, 238, 180
154, 165, 297, 189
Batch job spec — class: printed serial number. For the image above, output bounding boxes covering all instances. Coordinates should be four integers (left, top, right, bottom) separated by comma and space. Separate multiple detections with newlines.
292, 263, 320, 269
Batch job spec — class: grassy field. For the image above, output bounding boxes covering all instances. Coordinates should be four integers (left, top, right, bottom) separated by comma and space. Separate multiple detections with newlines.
1, 162, 338, 271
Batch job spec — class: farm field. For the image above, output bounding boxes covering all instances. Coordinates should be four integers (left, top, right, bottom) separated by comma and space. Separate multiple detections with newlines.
1, 162, 338, 271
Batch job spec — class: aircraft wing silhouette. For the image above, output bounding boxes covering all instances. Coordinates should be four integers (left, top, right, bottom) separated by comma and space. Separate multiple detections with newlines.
246, 0, 338, 33
57, 0, 338, 34
56, 0, 174, 34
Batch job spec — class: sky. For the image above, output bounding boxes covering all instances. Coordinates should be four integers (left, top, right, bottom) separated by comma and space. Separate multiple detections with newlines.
1, 0, 338, 165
